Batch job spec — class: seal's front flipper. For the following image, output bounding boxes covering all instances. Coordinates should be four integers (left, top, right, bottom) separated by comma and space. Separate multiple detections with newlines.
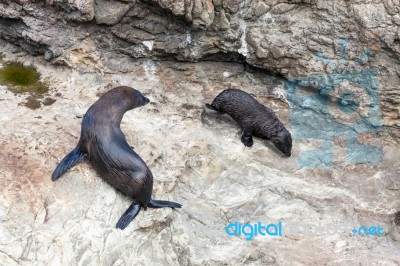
241, 130, 253, 147
51, 147, 85, 181
116, 203, 141, 230
148, 200, 182, 209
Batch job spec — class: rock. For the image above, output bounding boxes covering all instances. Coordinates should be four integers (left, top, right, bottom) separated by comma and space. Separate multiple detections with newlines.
221, 0, 242, 13
94, 0, 135, 25
150, 0, 215, 29
191, 0, 215, 29
213, 9, 230, 29
0, 2, 23, 18
383, 0, 400, 15
270, 3, 296, 14
242, 1, 270, 20
353, 3, 387, 29
54, 0, 95, 22
0, 41, 399, 265
1, 1, 400, 263
0, 0, 399, 135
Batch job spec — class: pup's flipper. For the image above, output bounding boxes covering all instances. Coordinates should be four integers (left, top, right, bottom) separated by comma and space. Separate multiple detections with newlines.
51, 147, 85, 181
116, 203, 141, 230
148, 200, 182, 209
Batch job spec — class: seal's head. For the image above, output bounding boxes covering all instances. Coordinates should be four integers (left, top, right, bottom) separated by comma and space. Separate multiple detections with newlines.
133, 89, 150, 107
116, 86, 150, 108
272, 129, 292, 157
101, 86, 150, 110
89, 86, 151, 126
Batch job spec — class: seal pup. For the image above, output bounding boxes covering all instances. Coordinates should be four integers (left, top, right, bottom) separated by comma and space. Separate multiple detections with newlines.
52, 86, 181, 230
206, 88, 292, 157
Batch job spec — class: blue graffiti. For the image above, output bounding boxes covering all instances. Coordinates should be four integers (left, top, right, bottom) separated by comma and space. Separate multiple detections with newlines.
286, 39, 382, 168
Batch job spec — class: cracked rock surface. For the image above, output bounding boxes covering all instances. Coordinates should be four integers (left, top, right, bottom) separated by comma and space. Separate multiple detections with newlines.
0, 0, 399, 139
0, 41, 400, 265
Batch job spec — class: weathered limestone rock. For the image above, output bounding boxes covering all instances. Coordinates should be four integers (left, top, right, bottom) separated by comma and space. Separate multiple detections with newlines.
4, 0, 396, 136
1, 0, 400, 263
0, 39, 400, 265
94, 0, 135, 25
155, 0, 215, 29
54, 0, 95, 21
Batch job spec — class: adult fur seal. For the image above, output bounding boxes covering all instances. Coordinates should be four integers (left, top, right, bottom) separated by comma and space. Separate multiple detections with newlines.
206, 88, 292, 157
52, 86, 181, 230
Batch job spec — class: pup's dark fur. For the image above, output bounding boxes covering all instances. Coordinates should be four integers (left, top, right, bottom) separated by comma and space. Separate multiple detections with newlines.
206, 89, 292, 157
52, 86, 181, 230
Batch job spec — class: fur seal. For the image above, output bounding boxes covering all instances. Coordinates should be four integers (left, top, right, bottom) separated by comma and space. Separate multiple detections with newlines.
206, 88, 292, 157
52, 86, 182, 230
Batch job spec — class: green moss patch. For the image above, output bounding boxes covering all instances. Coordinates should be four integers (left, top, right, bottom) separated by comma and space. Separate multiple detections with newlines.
0, 62, 49, 94
0, 62, 55, 109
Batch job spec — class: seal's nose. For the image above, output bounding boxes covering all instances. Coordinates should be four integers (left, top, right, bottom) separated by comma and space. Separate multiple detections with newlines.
143, 97, 150, 105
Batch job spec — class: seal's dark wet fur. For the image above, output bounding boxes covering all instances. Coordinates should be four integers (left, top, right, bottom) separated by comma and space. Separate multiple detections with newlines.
52, 86, 181, 230
206, 89, 292, 157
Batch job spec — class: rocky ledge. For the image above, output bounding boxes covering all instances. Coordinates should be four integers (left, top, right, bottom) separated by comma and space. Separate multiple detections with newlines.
1, 1, 400, 265
0, 0, 399, 138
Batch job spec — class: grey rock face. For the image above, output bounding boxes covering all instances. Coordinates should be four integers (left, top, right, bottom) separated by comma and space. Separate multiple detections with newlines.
0, 43, 399, 265
94, 0, 135, 25
0, 1, 399, 139
0, 1, 400, 264
149, 0, 215, 29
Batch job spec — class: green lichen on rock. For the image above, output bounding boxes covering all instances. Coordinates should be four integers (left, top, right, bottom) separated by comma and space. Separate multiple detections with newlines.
0, 62, 54, 109
0, 62, 48, 94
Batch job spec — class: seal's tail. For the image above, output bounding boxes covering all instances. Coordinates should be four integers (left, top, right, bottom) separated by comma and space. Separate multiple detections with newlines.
51, 147, 85, 181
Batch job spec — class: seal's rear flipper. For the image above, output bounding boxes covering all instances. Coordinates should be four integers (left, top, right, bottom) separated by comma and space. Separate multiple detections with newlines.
116, 203, 141, 230
148, 200, 182, 209
51, 147, 85, 181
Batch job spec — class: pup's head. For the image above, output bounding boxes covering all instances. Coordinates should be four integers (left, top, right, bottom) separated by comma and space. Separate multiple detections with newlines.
272, 129, 292, 157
